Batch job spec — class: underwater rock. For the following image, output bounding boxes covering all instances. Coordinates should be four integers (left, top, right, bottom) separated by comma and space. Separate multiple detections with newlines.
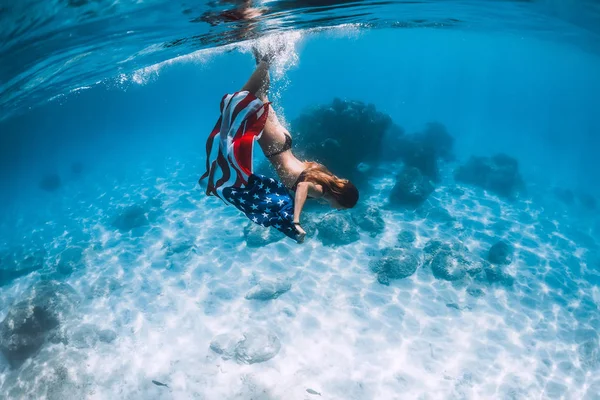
292, 98, 393, 182
488, 241, 513, 265
0, 281, 80, 367
210, 328, 281, 364
0, 248, 46, 287
415, 122, 455, 162
578, 193, 597, 210
389, 167, 434, 207
112, 197, 163, 233
315, 213, 360, 246
39, 174, 62, 192
369, 248, 420, 285
422, 239, 483, 281
430, 249, 467, 281
483, 263, 514, 286
454, 153, 524, 198
423, 240, 465, 263
398, 138, 440, 181
243, 222, 285, 247
395, 123, 455, 181
397, 230, 416, 247
210, 332, 245, 360
234, 328, 281, 364
351, 205, 385, 237
245, 279, 291, 300
112, 205, 148, 232
423, 240, 446, 263
553, 188, 574, 205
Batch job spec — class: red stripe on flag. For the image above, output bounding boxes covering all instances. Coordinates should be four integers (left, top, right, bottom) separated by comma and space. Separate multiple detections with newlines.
230, 93, 256, 128
214, 151, 231, 193
199, 116, 223, 183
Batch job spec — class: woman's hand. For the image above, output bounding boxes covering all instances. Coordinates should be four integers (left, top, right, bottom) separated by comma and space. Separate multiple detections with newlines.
294, 223, 306, 243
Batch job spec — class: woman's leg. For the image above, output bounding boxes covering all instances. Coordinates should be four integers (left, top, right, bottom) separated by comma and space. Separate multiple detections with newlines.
241, 52, 291, 161
242, 59, 270, 102
242, 56, 289, 138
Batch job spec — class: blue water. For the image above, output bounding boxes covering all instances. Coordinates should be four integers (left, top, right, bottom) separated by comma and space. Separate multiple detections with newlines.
1, 1, 600, 398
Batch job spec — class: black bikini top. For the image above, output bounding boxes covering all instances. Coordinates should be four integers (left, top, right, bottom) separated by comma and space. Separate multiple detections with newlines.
266, 134, 292, 158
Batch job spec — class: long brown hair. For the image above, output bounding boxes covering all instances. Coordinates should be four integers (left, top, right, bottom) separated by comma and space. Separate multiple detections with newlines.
302, 162, 359, 208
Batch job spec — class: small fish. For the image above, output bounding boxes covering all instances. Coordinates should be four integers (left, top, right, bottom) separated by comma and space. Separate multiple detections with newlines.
152, 380, 169, 388
306, 388, 321, 396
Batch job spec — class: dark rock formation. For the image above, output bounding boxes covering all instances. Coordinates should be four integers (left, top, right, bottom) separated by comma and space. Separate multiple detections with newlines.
488, 241, 513, 265
553, 188, 574, 205
292, 98, 393, 182
112, 205, 148, 232
397, 230, 416, 247
423, 239, 485, 281
0, 281, 80, 367
390, 167, 434, 207
369, 247, 420, 285
315, 213, 360, 246
351, 205, 385, 237
112, 197, 163, 233
579, 193, 597, 210
430, 249, 468, 281
39, 174, 61, 192
454, 154, 524, 198
394, 122, 455, 181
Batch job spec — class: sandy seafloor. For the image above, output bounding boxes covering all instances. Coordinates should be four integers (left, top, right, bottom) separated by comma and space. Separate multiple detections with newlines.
0, 146, 599, 400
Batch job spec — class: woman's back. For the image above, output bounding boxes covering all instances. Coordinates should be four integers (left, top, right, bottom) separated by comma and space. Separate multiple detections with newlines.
265, 151, 307, 190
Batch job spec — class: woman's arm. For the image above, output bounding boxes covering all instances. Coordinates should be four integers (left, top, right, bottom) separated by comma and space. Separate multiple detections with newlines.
293, 182, 323, 223
292, 182, 321, 243
293, 182, 309, 224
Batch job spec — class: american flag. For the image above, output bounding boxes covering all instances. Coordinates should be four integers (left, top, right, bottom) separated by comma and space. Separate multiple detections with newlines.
223, 174, 298, 240
199, 91, 270, 200
199, 91, 299, 241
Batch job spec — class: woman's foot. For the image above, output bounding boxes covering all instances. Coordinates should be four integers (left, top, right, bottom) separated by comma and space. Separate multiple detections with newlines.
251, 47, 263, 65
252, 37, 288, 65
252, 46, 277, 66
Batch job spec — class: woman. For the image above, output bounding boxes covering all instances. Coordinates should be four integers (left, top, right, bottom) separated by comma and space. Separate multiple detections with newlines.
200, 50, 358, 243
